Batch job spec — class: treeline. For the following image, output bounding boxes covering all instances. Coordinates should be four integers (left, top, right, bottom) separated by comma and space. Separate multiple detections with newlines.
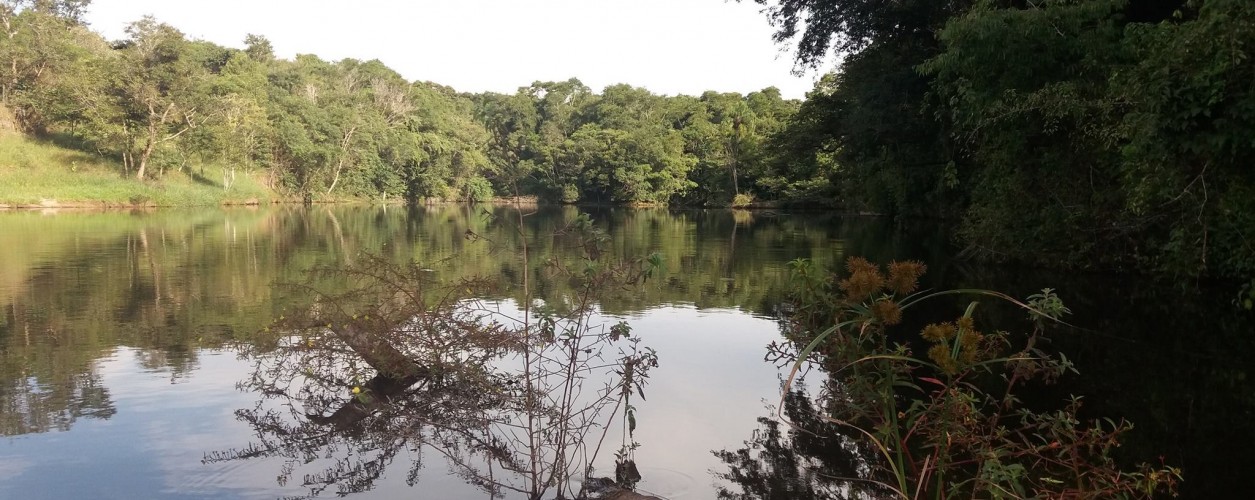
755, 0, 1255, 277
475, 81, 800, 205
8, 1, 1249, 276
0, 1, 808, 206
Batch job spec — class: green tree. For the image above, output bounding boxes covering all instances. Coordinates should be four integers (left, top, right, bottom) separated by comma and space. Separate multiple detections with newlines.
111, 17, 204, 180
242, 33, 273, 62
0, 0, 95, 121
748, 0, 966, 215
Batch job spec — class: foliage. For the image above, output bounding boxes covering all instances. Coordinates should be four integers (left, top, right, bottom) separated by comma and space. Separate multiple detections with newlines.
768, 257, 1181, 498
2, 6, 802, 207
472, 81, 798, 205
1238, 278, 1255, 311
754, 0, 1255, 277
749, 0, 966, 216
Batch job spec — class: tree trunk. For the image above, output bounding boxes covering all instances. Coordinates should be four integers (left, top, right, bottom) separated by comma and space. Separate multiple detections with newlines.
136, 102, 195, 180
731, 118, 742, 196
2, 11, 14, 105
332, 323, 429, 381
326, 125, 357, 195
4, 58, 14, 105
136, 132, 155, 180
136, 113, 161, 181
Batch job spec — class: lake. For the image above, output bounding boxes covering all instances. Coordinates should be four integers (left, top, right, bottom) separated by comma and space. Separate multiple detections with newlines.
0, 205, 1249, 499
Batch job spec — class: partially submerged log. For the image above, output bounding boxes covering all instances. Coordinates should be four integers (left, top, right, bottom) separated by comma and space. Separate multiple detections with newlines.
307, 323, 431, 431
306, 372, 421, 431
332, 323, 430, 380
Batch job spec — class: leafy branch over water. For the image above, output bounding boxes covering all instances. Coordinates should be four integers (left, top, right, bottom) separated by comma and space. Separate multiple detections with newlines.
205, 211, 662, 499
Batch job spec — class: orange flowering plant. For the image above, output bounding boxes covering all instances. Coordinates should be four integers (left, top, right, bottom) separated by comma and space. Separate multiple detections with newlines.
778, 257, 1181, 499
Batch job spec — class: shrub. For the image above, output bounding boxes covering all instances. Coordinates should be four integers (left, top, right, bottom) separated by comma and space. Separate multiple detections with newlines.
774, 257, 1181, 498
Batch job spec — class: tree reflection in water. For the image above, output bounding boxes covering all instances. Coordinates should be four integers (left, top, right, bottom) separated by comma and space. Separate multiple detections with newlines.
206, 226, 660, 499
714, 382, 888, 500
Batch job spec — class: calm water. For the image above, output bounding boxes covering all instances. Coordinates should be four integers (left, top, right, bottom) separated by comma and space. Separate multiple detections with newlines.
0, 206, 1249, 499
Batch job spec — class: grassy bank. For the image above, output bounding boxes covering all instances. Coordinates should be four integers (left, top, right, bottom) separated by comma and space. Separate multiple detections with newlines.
0, 134, 274, 207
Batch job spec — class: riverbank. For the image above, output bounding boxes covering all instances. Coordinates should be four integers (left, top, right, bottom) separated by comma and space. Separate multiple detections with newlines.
0, 134, 275, 208
0, 134, 806, 210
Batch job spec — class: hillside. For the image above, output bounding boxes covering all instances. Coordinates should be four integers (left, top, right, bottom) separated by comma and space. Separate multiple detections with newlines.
0, 131, 273, 208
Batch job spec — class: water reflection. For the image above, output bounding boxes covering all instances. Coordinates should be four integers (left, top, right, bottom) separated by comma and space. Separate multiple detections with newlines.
714, 385, 882, 500
0, 207, 1249, 498
0, 368, 115, 436
209, 333, 513, 498
0, 206, 855, 439
204, 236, 663, 499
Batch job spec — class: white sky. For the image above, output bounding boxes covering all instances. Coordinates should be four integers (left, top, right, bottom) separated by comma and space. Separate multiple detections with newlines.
84, 0, 818, 99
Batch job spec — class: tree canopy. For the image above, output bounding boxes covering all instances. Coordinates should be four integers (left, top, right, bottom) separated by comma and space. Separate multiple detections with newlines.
755, 0, 1255, 277
0, 5, 799, 206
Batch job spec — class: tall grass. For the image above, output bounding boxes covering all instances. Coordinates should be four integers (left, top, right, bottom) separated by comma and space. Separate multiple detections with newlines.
0, 135, 272, 206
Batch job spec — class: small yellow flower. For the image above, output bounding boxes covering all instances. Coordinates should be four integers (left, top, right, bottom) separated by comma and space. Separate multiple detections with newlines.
352, 386, 362, 394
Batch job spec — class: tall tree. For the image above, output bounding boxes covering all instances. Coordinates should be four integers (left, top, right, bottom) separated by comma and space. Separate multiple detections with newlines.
112, 17, 204, 180
748, 0, 968, 215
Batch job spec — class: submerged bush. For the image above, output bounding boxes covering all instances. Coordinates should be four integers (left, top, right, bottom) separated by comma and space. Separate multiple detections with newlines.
209, 212, 662, 500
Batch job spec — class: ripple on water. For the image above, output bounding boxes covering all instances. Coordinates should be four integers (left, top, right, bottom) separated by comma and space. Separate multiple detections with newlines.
173, 457, 288, 498
636, 467, 698, 499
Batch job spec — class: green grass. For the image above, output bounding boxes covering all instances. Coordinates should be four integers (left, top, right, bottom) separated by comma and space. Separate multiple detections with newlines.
0, 134, 274, 206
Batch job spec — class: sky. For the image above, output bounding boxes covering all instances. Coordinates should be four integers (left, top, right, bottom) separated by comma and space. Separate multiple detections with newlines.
83, 0, 820, 99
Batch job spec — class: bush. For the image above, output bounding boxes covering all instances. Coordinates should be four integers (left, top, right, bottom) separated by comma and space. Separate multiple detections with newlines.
561, 184, 580, 204
462, 175, 494, 202
775, 257, 1181, 498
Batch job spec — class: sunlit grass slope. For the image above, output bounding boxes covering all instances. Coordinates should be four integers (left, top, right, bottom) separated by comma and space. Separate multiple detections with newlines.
0, 134, 273, 207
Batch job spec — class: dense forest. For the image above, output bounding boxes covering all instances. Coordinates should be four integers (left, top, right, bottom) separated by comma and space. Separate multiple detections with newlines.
1, 0, 1253, 279
754, 0, 1255, 278
0, 0, 803, 208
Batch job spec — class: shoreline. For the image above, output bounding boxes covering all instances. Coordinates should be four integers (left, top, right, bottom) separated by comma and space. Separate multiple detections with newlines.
0, 198, 842, 212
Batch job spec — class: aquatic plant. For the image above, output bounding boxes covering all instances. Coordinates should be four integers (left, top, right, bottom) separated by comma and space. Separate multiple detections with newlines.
769, 257, 1180, 499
